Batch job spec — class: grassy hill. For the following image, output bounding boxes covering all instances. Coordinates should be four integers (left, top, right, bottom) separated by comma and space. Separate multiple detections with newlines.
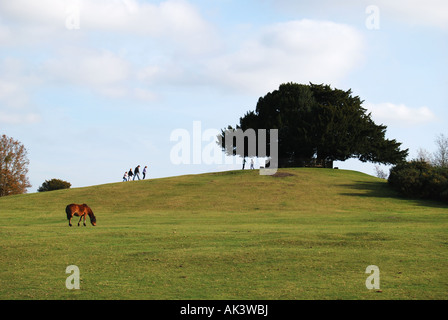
0, 168, 447, 300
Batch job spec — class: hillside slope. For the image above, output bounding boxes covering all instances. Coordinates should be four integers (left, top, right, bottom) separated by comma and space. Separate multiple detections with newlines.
0, 168, 398, 219
0, 168, 447, 300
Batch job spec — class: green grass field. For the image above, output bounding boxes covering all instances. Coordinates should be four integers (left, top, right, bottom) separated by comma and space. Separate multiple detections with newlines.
0, 168, 447, 300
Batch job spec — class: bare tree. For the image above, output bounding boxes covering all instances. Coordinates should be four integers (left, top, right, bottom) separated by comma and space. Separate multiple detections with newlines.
0, 134, 31, 197
433, 134, 448, 168
416, 147, 433, 164
374, 164, 388, 179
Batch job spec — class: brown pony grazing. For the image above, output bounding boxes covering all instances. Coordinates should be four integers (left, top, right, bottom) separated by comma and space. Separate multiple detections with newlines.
66, 203, 97, 227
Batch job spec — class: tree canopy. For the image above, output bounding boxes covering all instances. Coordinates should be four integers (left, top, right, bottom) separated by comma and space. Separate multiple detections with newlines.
0, 134, 31, 197
220, 82, 408, 167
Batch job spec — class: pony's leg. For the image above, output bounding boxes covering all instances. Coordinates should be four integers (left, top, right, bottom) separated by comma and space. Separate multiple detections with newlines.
78, 215, 83, 226
69, 216, 72, 227
83, 215, 86, 226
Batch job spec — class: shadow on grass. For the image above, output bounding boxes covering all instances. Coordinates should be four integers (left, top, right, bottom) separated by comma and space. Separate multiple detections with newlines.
339, 180, 448, 209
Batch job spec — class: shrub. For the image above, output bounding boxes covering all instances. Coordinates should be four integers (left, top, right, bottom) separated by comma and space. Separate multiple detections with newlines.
388, 160, 448, 203
37, 178, 71, 192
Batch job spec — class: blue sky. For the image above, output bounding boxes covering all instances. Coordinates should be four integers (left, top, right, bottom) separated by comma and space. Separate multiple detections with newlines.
0, 0, 447, 192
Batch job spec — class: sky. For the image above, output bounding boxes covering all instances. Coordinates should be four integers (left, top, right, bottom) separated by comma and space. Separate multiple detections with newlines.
0, 0, 447, 192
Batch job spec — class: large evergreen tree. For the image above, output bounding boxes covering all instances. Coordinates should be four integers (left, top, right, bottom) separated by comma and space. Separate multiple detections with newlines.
219, 82, 408, 167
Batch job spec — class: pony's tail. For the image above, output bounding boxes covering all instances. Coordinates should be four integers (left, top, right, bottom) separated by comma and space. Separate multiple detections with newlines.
65, 205, 72, 220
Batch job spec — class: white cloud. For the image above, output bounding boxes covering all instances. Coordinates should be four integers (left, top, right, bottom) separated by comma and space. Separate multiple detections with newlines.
205, 19, 365, 94
0, 79, 28, 109
133, 87, 157, 102
0, 0, 66, 25
0, 24, 12, 45
365, 102, 437, 127
2, 2, 366, 98
273, 0, 448, 30
376, 0, 448, 30
0, 0, 219, 54
0, 59, 41, 125
0, 0, 220, 101
0, 80, 17, 99
0, 111, 41, 125
43, 48, 130, 88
